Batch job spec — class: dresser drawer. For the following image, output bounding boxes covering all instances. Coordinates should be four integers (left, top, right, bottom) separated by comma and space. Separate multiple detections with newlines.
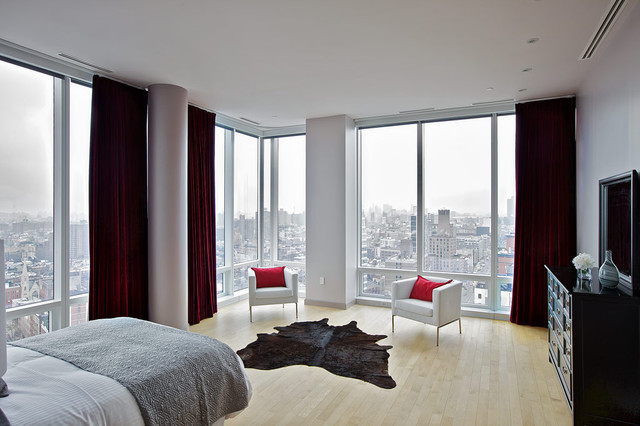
563, 292, 571, 314
550, 328, 562, 365
563, 330, 572, 365
559, 353, 572, 397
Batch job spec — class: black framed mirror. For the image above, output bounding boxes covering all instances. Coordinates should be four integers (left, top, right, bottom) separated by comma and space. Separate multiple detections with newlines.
599, 170, 639, 295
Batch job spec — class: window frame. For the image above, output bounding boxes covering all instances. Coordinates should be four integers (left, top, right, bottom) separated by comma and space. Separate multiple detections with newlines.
215, 125, 307, 301
356, 109, 515, 313
1, 54, 93, 335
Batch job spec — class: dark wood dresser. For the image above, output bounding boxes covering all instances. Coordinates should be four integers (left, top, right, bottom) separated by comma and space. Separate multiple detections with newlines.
546, 265, 640, 425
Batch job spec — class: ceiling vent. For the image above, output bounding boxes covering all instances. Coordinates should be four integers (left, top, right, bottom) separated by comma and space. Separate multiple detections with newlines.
239, 117, 261, 126
580, 0, 630, 60
398, 107, 435, 114
58, 52, 113, 73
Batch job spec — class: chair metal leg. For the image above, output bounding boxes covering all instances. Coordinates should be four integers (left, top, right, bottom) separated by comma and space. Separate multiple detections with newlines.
250, 306, 253, 323
392, 315, 395, 333
283, 304, 285, 308
436, 327, 440, 346
295, 303, 298, 319
459, 318, 462, 334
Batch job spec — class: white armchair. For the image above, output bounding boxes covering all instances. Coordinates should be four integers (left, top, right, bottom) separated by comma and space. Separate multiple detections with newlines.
248, 267, 299, 322
391, 276, 462, 346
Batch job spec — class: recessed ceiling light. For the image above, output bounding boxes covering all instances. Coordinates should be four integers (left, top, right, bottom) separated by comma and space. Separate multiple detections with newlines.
518, 88, 528, 92
522, 67, 533, 72
527, 38, 540, 44
486, 87, 494, 91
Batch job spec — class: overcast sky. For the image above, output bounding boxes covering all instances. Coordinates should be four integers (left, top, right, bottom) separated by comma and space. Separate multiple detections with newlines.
0, 60, 54, 217
0, 60, 91, 220
361, 115, 515, 217
2, 59, 514, 222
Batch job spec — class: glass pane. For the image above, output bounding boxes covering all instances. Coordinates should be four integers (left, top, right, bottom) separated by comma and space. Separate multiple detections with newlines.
234, 266, 249, 291
361, 272, 410, 298
0, 60, 55, 308
286, 266, 306, 291
216, 272, 224, 294
499, 281, 513, 308
423, 118, 491, 275
498, 114, 516, 308
461, 280, 489, 307
233, 133, 258, 263
69, 302, 88, 326
361, 124, 417, 270
7, 312, 50, 342
69, 82, 91, 297
263, 138, 271, 261
277, 135, 305, 262
215, 126, 225, 268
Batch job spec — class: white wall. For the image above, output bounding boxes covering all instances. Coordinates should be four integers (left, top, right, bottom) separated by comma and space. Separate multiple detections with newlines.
576, 5, 640, 257
305, 115, 357, 309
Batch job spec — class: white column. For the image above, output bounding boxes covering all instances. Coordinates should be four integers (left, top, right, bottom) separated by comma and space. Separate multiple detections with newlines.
305, 115, 357, 309
147, 84, 189, 330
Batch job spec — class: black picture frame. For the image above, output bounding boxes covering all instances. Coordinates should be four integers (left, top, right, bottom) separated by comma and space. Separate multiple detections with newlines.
599, 170, 639, 296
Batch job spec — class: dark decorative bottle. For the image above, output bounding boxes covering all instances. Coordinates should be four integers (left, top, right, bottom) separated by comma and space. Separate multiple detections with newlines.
599, 250, 620, 288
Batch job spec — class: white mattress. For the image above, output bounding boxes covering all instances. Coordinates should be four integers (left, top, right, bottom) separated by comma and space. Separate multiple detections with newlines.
0, 346, 144, 426
0, 346, 252, 426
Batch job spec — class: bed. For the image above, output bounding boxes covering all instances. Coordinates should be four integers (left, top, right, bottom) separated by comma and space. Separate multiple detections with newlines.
0, 317, 251, 426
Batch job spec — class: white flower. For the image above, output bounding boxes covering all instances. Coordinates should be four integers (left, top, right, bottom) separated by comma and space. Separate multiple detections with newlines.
572, 252, 596, 270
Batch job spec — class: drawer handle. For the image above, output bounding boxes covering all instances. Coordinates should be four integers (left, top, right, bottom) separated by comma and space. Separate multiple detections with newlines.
562, 366, 569, 374
551, 340, 556, 347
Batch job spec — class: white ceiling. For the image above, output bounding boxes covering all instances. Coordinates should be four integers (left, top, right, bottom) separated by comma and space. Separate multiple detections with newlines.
0, 0, 636, 128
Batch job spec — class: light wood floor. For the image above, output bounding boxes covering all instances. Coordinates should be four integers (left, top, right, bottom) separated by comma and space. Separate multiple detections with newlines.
190, 299, 572, 426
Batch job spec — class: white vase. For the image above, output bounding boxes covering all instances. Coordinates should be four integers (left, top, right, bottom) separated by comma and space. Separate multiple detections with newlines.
599, 250, 620, 288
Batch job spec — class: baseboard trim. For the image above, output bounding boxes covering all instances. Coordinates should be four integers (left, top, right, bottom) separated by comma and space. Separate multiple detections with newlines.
354, 297, 510, 321
304, 298, 355, 310
356, 297, 391, 308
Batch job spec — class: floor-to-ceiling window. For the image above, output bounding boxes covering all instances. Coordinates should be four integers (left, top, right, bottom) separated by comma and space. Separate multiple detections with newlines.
216, 125, 306, 300
423, 117, 492, 307
0, 57, 92, 340
497, 114, 516, 309
360, 124, 417, 296
357, 112, 515, 312
215, 126, 226, 294
68, 81, 92, 325
275, 135, 306, 289
232, 132, 259, 291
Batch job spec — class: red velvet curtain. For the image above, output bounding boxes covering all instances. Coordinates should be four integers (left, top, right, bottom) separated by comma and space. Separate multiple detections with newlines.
510, 97, 576, 326
187, 105, 217, 325
89, 76, 149, 320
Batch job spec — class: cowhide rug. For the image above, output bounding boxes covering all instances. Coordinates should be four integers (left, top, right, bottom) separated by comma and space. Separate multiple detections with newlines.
236, 318, 396, 389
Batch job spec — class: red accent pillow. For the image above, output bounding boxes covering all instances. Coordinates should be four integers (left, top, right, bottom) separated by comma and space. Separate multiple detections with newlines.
252, 266, 287, 288
409, 276, 452, 302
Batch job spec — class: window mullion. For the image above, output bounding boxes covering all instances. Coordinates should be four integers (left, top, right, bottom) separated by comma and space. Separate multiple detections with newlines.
490, 113, 499, 311
258, 136, 264, 264
224, 129, 234, 295
417, 123, 424, 275
271, 138, 279, 262
53, 77, 70, 330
